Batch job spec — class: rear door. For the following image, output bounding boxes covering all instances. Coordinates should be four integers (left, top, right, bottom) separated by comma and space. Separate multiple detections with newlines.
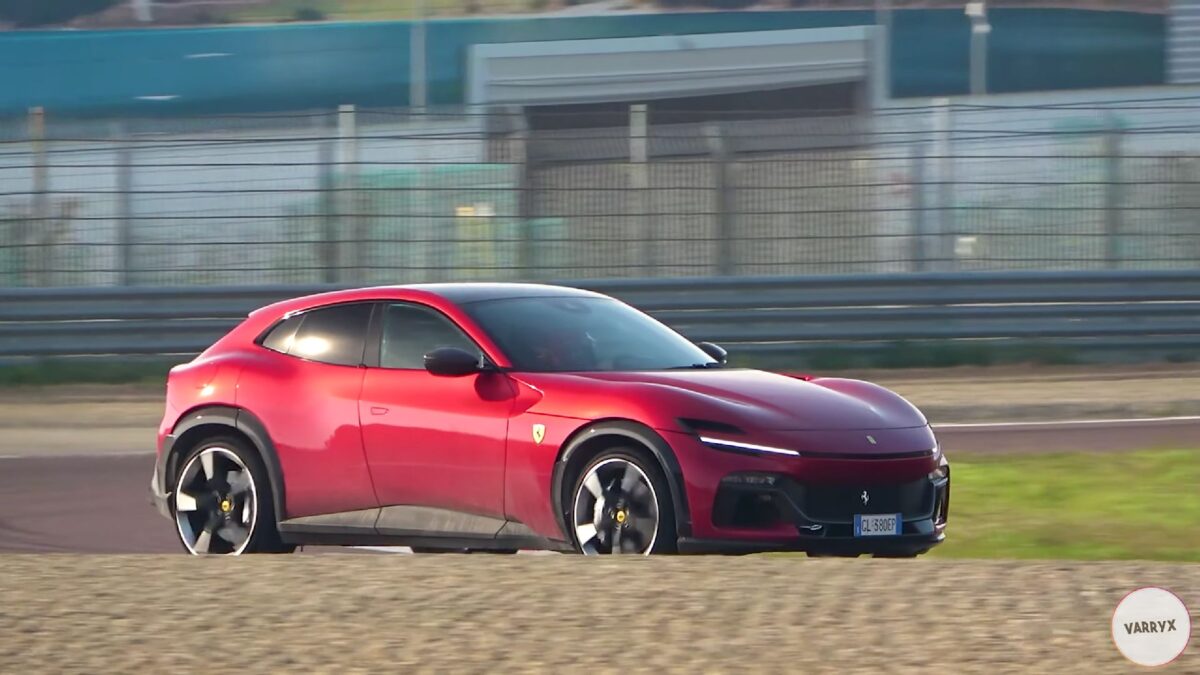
239, 302, 377, 519
359, 302, 516, 527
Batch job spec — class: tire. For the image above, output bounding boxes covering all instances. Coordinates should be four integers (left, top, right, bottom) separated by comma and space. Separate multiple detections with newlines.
171, 435, 294, 555
567, 446, 676, 555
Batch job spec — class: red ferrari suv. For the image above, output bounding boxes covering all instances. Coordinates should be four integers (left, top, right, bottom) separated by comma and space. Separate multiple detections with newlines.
150, 283, 949, 556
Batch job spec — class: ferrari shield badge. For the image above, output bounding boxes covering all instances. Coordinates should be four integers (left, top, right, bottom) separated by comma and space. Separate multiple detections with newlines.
532, 424, 546, 444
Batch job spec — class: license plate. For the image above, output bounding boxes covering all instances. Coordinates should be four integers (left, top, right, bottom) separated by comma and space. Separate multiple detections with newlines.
854, 513, 901, 537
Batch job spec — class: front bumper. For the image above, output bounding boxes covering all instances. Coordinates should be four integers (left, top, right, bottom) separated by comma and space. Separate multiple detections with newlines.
663, 430, 949, 555
678, 532, 943, 556
680, 472, 948, 555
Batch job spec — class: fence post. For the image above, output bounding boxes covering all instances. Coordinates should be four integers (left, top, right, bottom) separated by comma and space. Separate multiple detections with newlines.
705, 122, 734, 276
317, 112, 337, 284
871, 1, 893, 106
910, 144, 927, 272
511, 121, 534, 280
932, 98, 955, 271
1104, 127, 1124, 269
29, 107, 49, 287
113, 121, 134, 286
337, 104, 360, 282
629, 104, 652, 276
410, 4, 428, 112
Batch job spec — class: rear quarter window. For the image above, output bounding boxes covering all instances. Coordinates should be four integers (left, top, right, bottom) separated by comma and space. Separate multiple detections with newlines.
260, 314, 302, 354
259, 303, 373, 367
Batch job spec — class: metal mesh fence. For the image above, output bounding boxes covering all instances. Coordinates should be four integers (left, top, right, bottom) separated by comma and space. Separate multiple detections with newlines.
2, 98, 1199, 287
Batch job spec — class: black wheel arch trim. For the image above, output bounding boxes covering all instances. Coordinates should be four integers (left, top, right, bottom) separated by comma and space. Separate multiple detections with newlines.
168, 405, 287, 521
550, 419, 692, 542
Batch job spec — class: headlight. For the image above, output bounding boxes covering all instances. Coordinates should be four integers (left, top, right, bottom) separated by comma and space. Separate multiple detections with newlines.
698, 436, 800, 457
930, 454, 949, 481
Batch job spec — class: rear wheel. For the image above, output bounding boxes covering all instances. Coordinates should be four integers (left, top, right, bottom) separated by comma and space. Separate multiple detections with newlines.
568, 448, 676, 555
172, 437, 293, 555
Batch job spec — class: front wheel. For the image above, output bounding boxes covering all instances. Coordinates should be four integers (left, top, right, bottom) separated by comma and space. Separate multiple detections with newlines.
569, 448, 676, 555
172, 437, 293, 555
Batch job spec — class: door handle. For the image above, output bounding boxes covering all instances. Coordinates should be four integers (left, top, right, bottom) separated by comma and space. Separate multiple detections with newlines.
369, 406, 389, 416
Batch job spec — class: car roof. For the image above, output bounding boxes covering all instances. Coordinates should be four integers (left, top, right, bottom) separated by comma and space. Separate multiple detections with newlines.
398, 282, 605, 304
255, 282, 607, 320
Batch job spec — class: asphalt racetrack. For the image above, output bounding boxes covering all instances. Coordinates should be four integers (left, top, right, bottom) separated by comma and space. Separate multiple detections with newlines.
1, 417, 1197, 554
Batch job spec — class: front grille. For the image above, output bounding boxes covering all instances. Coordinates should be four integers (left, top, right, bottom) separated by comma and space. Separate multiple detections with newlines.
801, 478, 933, 523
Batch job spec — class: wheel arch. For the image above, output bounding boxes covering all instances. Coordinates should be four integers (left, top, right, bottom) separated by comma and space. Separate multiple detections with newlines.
168, 405, 287, 521
550, 419, 692, 542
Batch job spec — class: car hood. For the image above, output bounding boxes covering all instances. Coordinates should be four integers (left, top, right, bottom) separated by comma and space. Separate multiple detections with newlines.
520, 369, 927, 431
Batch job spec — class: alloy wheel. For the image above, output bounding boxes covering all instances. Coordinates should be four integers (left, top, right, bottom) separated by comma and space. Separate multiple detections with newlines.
572, 457, 660, 555
174, 447, 258, 555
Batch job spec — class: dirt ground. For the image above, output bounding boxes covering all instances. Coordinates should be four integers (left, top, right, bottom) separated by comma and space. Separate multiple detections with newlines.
0, 556, 1194, 673
1, 365, 1197, 456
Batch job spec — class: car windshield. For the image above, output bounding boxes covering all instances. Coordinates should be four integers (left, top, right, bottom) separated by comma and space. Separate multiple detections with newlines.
464, 296, 717, 372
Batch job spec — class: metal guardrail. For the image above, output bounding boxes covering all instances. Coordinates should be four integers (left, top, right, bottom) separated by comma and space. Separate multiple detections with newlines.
2, 270, 1199, 359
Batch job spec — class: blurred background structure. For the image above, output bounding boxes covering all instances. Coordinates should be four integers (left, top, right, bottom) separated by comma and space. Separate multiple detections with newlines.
1, 0, 1198, 363
0, 0, 1196, 285
4, 96, 1200, 287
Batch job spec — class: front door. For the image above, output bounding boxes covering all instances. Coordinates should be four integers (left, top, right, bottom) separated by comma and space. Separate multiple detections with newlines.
359, 302, 515, 525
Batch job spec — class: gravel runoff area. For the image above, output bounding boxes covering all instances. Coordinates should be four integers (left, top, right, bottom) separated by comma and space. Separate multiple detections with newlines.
1, 365, 1198, 456
1, 556, 1196, 673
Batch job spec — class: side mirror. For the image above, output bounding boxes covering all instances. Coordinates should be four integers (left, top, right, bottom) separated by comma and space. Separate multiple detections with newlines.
424, 347, 481, 377
697, 341, 727, 365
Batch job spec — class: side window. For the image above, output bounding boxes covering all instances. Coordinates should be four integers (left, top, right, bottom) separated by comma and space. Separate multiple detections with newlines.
260, 314, 303, 354
380, 304, 480, 370
284, 303, 373, 366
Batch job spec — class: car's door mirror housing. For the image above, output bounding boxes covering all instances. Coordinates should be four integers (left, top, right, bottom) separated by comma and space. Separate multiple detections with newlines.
697, 341, 727, 365
424, 347, 482, 376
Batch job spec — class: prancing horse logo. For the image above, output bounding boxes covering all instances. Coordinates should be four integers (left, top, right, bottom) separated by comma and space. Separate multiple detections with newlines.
861, 490, 870, 505
532, 424, 546, 444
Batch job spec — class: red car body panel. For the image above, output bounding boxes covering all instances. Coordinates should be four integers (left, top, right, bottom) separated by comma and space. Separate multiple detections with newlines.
155, 283, 948, 554
236, 352, 376, 518
359, 368, 514, 520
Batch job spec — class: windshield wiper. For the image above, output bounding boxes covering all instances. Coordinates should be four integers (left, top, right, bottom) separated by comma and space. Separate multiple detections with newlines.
667, 362, 723, 370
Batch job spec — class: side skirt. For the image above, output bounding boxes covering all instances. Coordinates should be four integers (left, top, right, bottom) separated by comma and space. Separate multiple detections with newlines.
277, 505, 572, 552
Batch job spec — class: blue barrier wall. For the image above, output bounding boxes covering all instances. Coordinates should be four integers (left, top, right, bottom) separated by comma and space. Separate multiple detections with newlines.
0, 9, 1164, 115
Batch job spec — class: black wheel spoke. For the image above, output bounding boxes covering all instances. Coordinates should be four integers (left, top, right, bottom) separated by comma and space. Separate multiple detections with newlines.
628, 500, 652, 519
628, 481, 651, 502
217, 523, 248, 546
226, 470, 252, 496
630, 515, 656, 544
